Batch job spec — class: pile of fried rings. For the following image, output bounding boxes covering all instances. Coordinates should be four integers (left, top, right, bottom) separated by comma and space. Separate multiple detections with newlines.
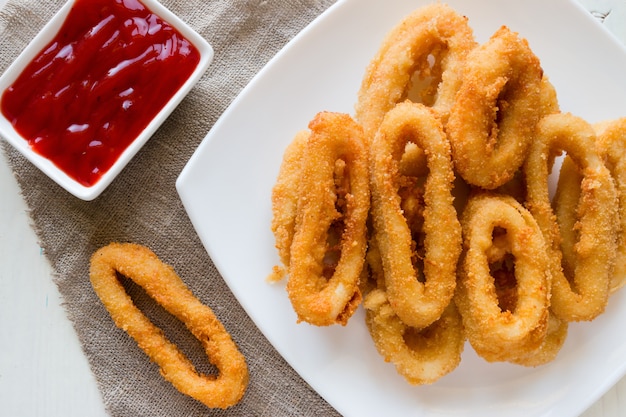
270, 3, 626, 385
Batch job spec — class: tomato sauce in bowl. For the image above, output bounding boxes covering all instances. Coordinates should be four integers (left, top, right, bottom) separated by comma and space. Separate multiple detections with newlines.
0, 0, 212, 199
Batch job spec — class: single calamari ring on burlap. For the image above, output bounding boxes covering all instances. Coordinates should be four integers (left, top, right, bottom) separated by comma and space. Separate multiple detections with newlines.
89, 243, 248, 409
355, 3, 476, 141
455, 193, 551, 363
446, 26, 544, 189
286, 112, 370, 326
525, 113, 618, 322
369, 101, 461, 329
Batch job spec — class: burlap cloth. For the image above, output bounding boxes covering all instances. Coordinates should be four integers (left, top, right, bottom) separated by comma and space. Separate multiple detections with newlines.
0, 0, 341, 415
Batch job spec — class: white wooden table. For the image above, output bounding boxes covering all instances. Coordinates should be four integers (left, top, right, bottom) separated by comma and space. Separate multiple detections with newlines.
1, 0, 625, 415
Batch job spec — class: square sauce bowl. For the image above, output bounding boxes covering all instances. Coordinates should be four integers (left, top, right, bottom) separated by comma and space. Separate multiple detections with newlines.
0, 0, 213, 200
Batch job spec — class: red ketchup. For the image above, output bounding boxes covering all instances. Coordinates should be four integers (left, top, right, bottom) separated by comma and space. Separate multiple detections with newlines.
1, 0, 201, 187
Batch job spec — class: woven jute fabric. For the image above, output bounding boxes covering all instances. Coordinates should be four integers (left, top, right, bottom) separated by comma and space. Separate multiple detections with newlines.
0, 0, 340, 415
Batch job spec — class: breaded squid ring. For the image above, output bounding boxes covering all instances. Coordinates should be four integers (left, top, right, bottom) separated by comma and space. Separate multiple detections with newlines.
470, 203, 568, 367
286, 112, 370, 326
355, 3, 476, 141
456, 193, 550, 363
594, 118, 626, 293
525, 113, 618, 322
446, 26, 544, 189
89, 243, 248, 409
270, 129, 309, 279
369, 102, 461, 329
364, 288, 464, 385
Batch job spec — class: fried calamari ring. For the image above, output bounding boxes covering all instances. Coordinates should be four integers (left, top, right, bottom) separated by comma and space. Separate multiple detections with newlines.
89, 243, 248, 409
595, 118, 626, 293
286, 112, 370, 326
369, 102, 461, 329
456, 193, 550, 363
364, 288, 464, 385
556, 118, 626, 294
446, 26, 544, 189
471, 209, 567, 367
525, 113, 618, 322
269, 129, 309, 281
355, 3, 476, 140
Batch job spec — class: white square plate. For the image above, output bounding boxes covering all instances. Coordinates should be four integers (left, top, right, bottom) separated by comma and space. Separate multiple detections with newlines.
0, 0, 213, 201
177, 0, 626, 416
